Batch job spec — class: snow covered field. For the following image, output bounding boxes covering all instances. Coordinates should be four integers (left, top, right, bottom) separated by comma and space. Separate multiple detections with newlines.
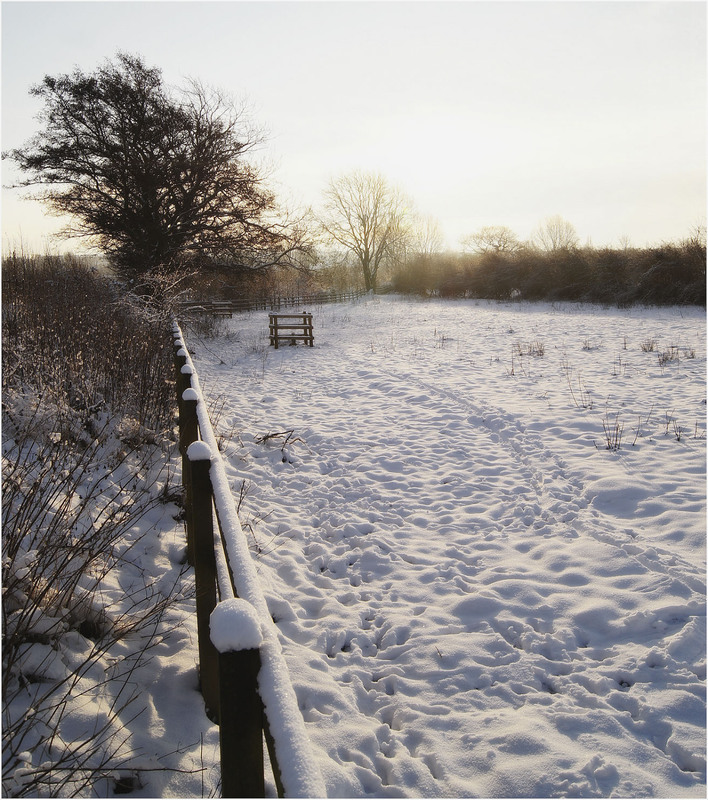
187, 295, 705, 798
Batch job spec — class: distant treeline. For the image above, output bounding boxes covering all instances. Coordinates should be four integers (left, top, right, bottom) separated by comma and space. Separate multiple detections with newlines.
391, 239, 706, 306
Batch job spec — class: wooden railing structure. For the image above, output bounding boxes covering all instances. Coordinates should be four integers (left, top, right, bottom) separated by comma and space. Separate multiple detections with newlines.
172, 321, 326, 798
179, 288, 368, 317
269, 312, 314, 349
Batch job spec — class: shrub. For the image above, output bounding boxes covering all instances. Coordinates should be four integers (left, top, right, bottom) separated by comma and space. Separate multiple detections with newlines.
1, 253, 192, 795
1, 396, 189, 796
2, 253, 174, 433
632, 243, 706, 305
391, 255, 437, 296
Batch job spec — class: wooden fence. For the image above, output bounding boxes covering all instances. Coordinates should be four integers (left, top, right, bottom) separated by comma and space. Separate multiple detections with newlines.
179, 288, 368, 316
269, 312, 314, 348
172, 322, 326, 798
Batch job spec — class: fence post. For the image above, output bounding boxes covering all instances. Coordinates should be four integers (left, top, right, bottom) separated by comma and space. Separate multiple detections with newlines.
304, 312, 313, 347
180, 390, 199, 566
219, 648, 266, 797
178, 362, 194, 407
188, 441, 220, 721
174, 345, 188, 415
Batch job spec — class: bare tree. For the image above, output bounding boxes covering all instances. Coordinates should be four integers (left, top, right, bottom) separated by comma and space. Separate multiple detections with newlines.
318, 171, 411, 291
617, 234, 633, 252
461, 225, 521, 254
412, 215, 444, 258
532, 215, 579, 252
5, 53, 311, 296
684, 221, 707, 248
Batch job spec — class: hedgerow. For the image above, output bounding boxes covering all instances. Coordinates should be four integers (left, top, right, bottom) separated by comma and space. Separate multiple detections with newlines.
391, 237, 706, 306
1, 254, 194, 796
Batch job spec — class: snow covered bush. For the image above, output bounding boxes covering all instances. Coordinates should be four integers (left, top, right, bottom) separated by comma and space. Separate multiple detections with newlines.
2, 399, 189, 796
2, 254, 198, 796
2, 252, 173, 433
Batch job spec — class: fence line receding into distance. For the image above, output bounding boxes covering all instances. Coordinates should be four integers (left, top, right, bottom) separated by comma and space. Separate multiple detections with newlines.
179, 288, 368, 316
172, 321, 326, 799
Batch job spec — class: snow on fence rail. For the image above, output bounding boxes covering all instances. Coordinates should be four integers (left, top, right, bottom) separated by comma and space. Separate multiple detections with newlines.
172, 321, 326, 799
179, 288, 368, 316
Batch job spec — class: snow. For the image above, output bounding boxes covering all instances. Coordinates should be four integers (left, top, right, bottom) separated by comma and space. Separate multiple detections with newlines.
182, 387, 199, 402
6, 296, 703, 798
185, 295, 706, 798
186, 439, 212, 461
210, 598, 263, 652
1, 399, 219, 798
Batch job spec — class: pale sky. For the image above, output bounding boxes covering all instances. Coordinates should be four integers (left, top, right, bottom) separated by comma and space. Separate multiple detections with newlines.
1, 0, 706, 253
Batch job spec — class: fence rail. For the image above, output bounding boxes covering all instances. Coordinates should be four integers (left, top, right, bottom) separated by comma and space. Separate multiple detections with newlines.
172, 321, 326, 798
179, 288, 368, 316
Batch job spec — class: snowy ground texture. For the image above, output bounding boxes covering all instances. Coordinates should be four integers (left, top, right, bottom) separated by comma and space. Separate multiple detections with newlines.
187, 295, 706, 799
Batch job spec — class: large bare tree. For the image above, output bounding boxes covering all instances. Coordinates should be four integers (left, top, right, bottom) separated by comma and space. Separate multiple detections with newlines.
318, 171, 411, 291
5, 53, 311, 294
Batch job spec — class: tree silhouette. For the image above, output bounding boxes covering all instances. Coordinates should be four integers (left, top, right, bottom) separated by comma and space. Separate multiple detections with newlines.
319, 171, 411, 292
461, 225, 521, 254
6, 53, 310, 294
532, 215, 579, 252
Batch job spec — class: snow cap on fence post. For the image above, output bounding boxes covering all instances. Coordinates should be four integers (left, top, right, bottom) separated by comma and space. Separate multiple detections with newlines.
210, 598, 264, 652
187, 440, 212, 462
181, 364, 194, 375
182, 388, 199, 403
